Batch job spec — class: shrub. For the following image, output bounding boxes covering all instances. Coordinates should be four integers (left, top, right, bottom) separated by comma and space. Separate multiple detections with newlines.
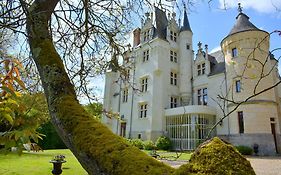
175, 137, 255, 175
129, 139, 144, 149
235, 145, 253, 155
156, 136, 172, 150
37, 122, 67, 149
143, 140, 156, 150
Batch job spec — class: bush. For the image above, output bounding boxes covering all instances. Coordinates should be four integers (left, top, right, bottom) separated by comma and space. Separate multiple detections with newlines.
129, 139, 144, 149
175, 137, 255, 175
156, 136, 172, 150
235, 145, 253, 155
143, 140, 156, 150
37, 122, 67, 149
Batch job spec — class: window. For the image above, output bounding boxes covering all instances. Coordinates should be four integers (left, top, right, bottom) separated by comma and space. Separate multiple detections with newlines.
170, 50, 177, 62
122, 88, 128, 103
197, 65, 201, 75
170, 72, 177, 85
232, 48, 238, 57
170, 31, 177, 42
238, 111, 244, 134
124, 69, 130, 80
139, 103, 148, 118
143, 30, 150, 42
141, 77, 148, 92
198, 88, 207, 105
202, 63, 205, 74
197, 63, 205, 76
143, 50, 149, 62
235, 80, 241, 93
170, 97, 178, 108
186, 44, 190, 50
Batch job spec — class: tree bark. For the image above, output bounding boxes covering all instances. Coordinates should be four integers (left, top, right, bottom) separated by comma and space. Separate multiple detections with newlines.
26, 1, 174, 174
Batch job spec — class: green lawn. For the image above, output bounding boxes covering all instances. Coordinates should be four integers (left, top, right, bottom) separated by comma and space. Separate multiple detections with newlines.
0, 149, 88, 175
0, 149, 192, 175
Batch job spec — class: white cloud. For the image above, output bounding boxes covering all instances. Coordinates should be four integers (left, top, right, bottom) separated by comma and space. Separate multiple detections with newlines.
219, 0, 281, 14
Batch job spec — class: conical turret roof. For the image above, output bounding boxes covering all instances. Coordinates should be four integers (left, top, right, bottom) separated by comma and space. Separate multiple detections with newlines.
228, 12, 260, 36
180, 10, 192, 32
227, 4, 261, 36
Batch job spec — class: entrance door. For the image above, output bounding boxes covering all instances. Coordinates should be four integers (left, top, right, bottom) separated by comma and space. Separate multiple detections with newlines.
271, 123, 278, 153
120, 122, 126, 137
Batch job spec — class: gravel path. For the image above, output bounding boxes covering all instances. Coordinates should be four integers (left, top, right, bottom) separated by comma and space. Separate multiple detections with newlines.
161, 156, 281, 175
247, 156, 281, 175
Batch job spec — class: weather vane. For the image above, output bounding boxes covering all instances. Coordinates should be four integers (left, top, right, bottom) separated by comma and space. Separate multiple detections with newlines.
238, 3, 243, 13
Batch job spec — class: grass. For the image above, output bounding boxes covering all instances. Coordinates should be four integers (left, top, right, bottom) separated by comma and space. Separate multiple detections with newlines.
0, 149, 88, 175
143, 150, 192, 161
0, 149, 192, 175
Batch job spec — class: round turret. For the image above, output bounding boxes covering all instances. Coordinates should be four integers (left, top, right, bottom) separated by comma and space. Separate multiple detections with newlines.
220, 4, 279, 155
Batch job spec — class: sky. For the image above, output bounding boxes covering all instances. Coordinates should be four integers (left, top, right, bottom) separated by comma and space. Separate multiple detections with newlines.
186, 0, 281, 54
88, 0, 281, 104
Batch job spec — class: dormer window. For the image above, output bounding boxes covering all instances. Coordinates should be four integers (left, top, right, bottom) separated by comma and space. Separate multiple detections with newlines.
197, 63, 205, 76
143, 30, 150, 42
170, 31, 177, 42
232, 48, 238, 57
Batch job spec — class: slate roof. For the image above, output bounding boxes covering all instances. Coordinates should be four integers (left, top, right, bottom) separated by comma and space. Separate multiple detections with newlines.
228, 12, 261, 36
180, 10, 192, 32
155, 7, 168, 40
208, 50, 226, 76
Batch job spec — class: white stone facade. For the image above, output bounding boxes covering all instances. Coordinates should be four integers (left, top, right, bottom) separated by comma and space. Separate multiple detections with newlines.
103, 7, 281, 155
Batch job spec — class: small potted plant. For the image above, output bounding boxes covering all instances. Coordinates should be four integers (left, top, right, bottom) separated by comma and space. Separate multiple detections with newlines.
50, 155, 66, 175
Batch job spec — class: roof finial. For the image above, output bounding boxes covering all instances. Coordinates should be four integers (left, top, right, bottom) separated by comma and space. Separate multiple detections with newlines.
238, 3, 243, 13
198, 42, 202, 51
184, 3, 186, 12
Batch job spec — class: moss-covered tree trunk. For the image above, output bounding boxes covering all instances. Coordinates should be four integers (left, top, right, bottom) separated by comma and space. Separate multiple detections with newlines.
26, 1, 174, 175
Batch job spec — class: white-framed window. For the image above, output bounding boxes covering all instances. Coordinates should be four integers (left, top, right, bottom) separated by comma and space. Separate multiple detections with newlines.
170, 96, 178, 108
143, 30, 150, 42
125, 69, 130, 80
235, 80, 241, 93
140, 77, 148, 92
170, 31, 177, 42
170, 50, 177, 63
170, 72, 177, 86
198, 88, 207, 105
143, 50, 149, 62
139, 103, 148, 118
197, 63, 205, 76
232, 48, 238, 57
122, 88, 128, 103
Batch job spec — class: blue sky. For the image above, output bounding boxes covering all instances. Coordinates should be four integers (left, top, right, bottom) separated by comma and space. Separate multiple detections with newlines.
185, 0, 281, 55
87, 0, 281, 104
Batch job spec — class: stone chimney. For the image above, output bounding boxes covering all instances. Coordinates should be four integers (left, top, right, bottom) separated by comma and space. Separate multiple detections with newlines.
133, 28, 141, 47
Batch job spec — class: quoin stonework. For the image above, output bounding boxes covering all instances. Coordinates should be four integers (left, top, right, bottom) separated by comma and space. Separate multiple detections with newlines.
103, 4, 281, 155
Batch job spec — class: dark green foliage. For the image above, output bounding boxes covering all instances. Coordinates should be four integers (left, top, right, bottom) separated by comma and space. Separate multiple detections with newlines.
175, 137, 256, 175
127, 139, 144, 149
37, 122, 66, 149
156, 136, 172, 150
235, 145, 253, 155
143, 140, 156, 150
